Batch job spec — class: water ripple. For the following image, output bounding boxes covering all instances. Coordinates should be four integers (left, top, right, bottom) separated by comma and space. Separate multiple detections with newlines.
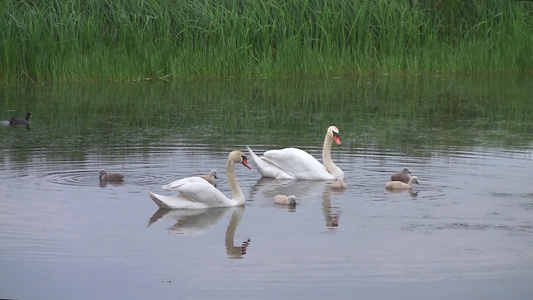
44, 169, 100, 187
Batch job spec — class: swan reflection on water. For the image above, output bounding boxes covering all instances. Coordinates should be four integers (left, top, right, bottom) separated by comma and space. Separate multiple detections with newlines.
321, 183, 340, 229
249, 178, 340, 229
147, 206, 250, 259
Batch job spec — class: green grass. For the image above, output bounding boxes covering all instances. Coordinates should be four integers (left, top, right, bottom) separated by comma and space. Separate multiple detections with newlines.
0, 0, 532, 82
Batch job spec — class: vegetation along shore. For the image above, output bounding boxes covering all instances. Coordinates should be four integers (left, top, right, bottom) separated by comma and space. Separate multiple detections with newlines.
1, 0, 532, 82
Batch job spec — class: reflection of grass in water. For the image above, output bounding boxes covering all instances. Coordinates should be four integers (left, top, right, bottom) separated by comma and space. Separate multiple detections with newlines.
0, 75, 531, 160
0, 0, 532, 81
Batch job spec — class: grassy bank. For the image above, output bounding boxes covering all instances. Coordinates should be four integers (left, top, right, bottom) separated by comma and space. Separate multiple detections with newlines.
1, 0, 532, 81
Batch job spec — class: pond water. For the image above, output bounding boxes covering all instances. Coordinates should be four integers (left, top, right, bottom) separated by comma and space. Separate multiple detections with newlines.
0, 76, 532, 299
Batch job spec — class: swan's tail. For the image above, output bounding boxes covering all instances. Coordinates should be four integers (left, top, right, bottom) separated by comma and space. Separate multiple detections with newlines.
246, 146, 294, 179
247, 145, 270, 174
148, 191, 176, 209
148, 190, 207, 209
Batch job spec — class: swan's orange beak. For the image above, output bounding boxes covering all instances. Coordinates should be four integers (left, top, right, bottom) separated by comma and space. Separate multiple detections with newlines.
241, 156, 251, 169
333, 132, 341, 146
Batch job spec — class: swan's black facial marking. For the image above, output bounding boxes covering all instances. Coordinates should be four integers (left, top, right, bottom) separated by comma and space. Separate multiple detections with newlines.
333, 131, 341, 146
241, 155, 251, 169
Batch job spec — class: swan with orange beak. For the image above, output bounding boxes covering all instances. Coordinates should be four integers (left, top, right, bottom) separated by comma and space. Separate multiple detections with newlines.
247, 126, 344, 180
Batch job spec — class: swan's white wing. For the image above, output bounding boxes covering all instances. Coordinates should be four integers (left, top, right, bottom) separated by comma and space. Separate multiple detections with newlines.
247, 146, 295, 179
175, 180, 231, 206
162, 176, 207, 191
148, 191, 208, 209
154, 176, 234, 208
262, 148, 335, 180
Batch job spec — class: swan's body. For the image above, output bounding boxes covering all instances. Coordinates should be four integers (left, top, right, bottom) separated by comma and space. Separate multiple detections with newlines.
391, 168, 412, 184
148, 150, 251, 209
199, 169, 217, 186
9, 112, 32, 125
386, 176, 419, 190
247, 126, 344, 180
99, 169, 125, 182
330, 177, 347, 190
274, 194, 298, 205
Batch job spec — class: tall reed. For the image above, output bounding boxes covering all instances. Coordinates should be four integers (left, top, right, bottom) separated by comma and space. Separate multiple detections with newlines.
1, 0, 532, 82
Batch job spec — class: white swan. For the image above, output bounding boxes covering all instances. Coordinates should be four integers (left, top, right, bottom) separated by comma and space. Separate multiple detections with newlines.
247, 125, 344, 180
148, 150, 251, 209
386, 176, 419, 190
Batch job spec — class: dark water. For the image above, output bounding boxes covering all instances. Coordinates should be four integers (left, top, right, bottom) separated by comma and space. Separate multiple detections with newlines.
0, 76, 532, 299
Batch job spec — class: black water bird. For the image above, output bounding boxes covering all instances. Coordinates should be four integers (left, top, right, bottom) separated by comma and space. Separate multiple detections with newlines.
9, 112, 32, 125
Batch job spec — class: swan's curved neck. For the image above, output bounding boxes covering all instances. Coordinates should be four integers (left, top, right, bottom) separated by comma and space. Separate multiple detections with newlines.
322, 133, 342, 176
227, 159, 245, 205
225, 207, 245, 256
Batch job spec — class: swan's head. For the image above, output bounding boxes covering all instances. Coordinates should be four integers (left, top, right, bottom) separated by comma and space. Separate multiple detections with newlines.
402, 168, 411, 174
25, 112, 32, 119
229, 150, 251, 169
410, 176, 419, 185
99, 169, 107, 180
328, 125, 341, 146
209, 169, 218, 179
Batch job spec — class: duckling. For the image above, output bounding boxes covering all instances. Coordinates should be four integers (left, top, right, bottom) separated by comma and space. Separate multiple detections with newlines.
330, 177, 347, 190
274, 194, 298, 205
99, 169, 125, 182
386, 176, 419, 190
199, 169, 217, 186
391, 167, 412, 184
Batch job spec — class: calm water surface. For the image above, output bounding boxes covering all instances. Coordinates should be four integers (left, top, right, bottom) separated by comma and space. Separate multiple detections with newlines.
0, 76, 532, 299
